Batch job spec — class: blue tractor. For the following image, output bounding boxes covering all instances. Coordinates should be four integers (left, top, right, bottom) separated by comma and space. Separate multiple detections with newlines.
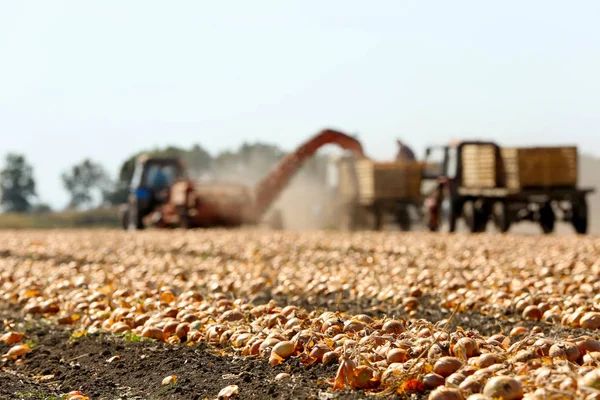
119, 154, 186, 230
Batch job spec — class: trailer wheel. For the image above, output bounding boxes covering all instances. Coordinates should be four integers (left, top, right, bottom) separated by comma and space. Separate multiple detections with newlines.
463, 201, 487, 233
475, 203, 490, 232
445, 198, 459, 233
571, 198, 588, 234
373, 204, 384, 231
539, 203, 555, 234
396, 206, 411, 231
463, 201, 476, 233
492, 201, 511, 233
463, 201, 488, 233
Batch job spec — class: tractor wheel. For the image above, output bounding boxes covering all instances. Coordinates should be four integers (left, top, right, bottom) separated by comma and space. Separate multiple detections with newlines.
442, 198, 459, 233
119, 205, 129, 230
571, 198, 588, 235
463, 201, 488, 233
373, 205, 384, 231
396, 206, 411, 231
463, 201, 477, 233
492, 201, 511, 233
128, 203, 144, 230
539, 202, 555, 234
475, 203, 489, 233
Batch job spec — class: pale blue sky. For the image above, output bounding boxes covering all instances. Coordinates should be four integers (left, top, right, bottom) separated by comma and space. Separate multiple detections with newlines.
1, 1, 599, 208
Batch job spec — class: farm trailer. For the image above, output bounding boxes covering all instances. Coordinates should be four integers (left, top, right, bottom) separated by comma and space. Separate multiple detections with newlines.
423, 141, 594, 234
327, 155, 424, 231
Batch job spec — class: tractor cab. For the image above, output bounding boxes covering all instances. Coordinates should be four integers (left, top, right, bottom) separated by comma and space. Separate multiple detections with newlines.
423, 141, 501, 187
122, 155, 187, 229
421, 141, 501, 231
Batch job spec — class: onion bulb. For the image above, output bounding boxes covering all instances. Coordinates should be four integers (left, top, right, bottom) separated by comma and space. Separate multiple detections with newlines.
483, 376, 523, 400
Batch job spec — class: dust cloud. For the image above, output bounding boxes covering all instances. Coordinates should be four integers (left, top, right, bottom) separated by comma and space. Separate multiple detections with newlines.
270, 171, 335, 230
188, 150, 600, 233
193, 153, 336, 230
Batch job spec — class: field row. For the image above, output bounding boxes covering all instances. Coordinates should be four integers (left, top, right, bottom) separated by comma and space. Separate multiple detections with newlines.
3, 230, 599, 328
1, 230, 600, 399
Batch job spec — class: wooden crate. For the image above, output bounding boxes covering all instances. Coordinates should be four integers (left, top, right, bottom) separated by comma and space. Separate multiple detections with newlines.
354, 159, 422, 204
461, 144, 498, 188
500, 146, 578, 189
336, 158, 360, 201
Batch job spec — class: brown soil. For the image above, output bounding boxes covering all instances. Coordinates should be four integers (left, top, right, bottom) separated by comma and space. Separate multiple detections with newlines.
2, 292, 594, 400
0, 318, 374, 400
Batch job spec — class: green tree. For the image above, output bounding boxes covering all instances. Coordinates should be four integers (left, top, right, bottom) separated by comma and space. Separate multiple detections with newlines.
183, 144, 213, 176
0, 153, 37, 213
61, 159, 111, 209
31, 203, 52, 214
102, 182, 130, 206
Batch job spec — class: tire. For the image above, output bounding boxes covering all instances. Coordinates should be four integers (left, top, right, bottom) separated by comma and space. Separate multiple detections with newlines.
539, 202, 555, 234
118, 204, 130, 230
463, 201, 488, 233
373, 205, 384, 231
475, 203, 490, 233
128, 201, 144, 230
463, 201, 477, 233
572, 198, 588, 234
396, 206, 411, 231
447, 201, 458, 233
492, 201, 511, 233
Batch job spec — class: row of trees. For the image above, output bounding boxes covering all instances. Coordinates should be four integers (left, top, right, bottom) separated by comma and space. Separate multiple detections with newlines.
0, 142, 328, 213
0, 153, 117, 213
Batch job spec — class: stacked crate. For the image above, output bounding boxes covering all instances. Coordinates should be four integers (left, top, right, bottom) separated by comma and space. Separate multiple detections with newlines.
461, 144, 498, 188
354, 159, 422, 204
500, 147, 578, 189
336, 157, 360, 201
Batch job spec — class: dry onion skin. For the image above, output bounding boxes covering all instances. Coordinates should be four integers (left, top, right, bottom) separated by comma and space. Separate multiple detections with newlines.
1, 230, 600, 397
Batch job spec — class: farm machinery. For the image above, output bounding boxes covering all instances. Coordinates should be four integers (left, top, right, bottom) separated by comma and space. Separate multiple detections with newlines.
119, 129, 365, 230
325, 155, 424, 231
423, 141, 594, 234
119, 128, 593, 235
325, 139, 594, 234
